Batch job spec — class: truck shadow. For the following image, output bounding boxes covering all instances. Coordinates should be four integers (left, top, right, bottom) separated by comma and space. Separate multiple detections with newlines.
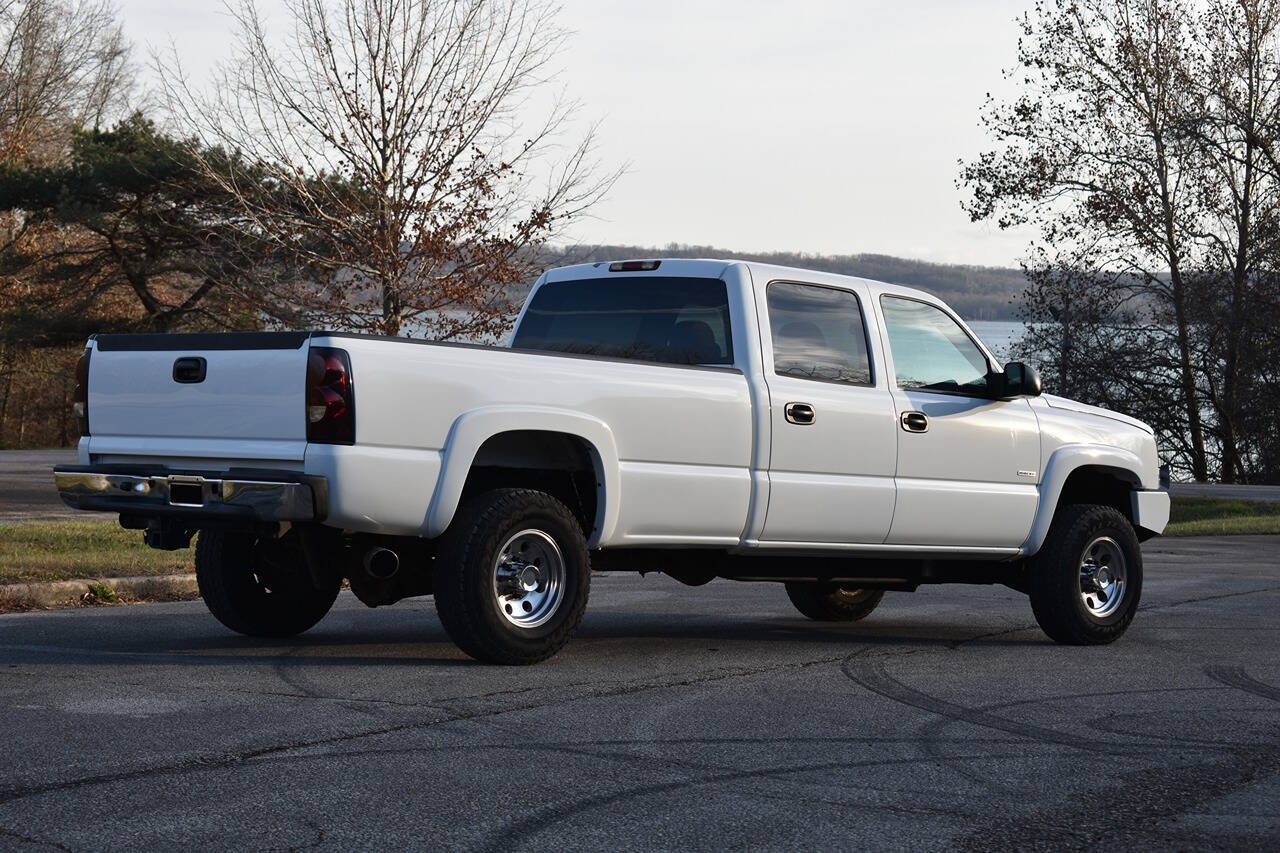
0, 607, 1047, 670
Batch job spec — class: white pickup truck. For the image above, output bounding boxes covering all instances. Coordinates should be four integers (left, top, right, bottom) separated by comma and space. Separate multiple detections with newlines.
54, 258, 1170, 663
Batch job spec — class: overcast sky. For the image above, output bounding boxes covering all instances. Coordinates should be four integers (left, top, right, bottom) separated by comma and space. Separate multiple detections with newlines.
119, 0, 1037, 267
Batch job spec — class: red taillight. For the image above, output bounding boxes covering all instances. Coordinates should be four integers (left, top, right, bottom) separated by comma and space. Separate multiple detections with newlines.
306, 346, 355, 444
72, 346, 91, 436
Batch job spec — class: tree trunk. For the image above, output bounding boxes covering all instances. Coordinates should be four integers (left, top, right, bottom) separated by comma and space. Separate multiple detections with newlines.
1058, 298, 1073, 393
15, 396, 26, 447
59, 367, 71, 447
1220, 267, 1249, 484
1171, 286, 1209, 481
0, 342, 11, 446
1153, 125, 1209, 482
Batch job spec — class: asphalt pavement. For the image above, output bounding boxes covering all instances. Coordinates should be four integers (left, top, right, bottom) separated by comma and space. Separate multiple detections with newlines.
0, 449, 80, 522
0, 534, 1277, 850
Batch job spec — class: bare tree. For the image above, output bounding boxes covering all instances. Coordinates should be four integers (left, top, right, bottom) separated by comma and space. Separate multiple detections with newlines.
1182, 0, 1280, 481
161, 0, 615, 339
0, 0, 133, 162
962, 0, 1280, 483
961, 0, 1213, 479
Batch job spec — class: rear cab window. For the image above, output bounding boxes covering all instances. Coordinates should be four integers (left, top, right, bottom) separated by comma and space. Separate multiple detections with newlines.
766, 281, 873, 386
512, 277, 734, 366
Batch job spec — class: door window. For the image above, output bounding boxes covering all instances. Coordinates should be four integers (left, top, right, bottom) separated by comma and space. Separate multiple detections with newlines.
766, 282, 872, 386
880, 296, 991, 394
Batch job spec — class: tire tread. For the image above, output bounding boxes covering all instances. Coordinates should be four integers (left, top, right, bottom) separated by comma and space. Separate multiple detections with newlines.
195, 529, 338, 638
1029, 503, 1142, 645
785, 583, 884, 622
434, 489, 589, 665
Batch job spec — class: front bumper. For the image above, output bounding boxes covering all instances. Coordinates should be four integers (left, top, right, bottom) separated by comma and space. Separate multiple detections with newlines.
52, 465, 328, 522
1132, 488, 1170, 537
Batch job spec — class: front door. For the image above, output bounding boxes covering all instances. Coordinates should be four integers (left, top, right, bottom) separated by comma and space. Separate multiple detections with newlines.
876, 295, 1040, 548
760, 280, 898, 544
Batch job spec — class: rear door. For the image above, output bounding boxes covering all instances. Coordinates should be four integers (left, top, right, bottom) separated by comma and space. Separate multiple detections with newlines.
87, 332, 312, 462
875, 295, 1039, 548
759, 280, 897, 544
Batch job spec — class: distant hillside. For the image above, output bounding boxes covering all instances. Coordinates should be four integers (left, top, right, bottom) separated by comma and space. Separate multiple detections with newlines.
541, 244, 1027, 320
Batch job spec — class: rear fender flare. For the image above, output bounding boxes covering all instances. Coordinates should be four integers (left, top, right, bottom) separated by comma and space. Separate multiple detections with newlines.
425, 406, 620, 546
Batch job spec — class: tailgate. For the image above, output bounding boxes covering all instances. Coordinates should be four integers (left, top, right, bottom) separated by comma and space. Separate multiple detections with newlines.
87, 332, 312, 459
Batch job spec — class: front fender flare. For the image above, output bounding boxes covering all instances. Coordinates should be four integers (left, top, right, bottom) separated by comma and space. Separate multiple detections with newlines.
1021, 444, 1144, 556
425, 406, 621, 546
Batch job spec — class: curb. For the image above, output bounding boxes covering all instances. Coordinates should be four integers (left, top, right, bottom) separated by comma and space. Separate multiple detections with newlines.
0, 574, 199, 611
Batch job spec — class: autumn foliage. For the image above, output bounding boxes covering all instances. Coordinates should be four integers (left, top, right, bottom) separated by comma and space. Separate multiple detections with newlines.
0, 0, 612, 446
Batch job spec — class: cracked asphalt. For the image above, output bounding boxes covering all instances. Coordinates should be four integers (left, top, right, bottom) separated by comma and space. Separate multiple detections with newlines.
0, 535, 1278, 851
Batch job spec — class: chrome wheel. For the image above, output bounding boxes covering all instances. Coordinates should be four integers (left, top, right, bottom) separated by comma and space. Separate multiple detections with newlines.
1078, 535, 1127, 618
493, 529, 565, 629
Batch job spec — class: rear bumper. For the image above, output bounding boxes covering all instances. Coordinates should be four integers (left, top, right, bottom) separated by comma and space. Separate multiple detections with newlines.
52, 465, 327, 522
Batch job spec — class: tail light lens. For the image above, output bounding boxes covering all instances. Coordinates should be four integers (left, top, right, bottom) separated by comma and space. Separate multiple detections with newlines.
72, 346, 91, 436
306, 346, 355, 444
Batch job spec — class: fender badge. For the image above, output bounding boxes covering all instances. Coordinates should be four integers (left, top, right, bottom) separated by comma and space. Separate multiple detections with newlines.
1018, 470, 1038, 478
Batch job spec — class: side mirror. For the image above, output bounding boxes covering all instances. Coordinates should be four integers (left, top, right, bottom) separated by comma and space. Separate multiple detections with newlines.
998, 361, 1042, 398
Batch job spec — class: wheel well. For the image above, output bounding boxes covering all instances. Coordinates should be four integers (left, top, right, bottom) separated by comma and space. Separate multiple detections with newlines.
1057, 466, 1138, 523
460, 430, 601, 535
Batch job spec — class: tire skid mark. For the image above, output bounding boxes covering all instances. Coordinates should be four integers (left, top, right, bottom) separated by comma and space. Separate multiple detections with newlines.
937, 584, 1280, 655
0, 642, 436, 668
916, 685, 1250, 757
841, 652, 1147, 755
1084, 706, 1280, 750
943, 584, 1280, 653
0, 824, 72, 853
949, 743, 1280, 851
839, 584, 1280, 775
0, 653, 848, 806
469, 749, 1032, 853
267, 733, 1026, 764
0, 654, 454, 712
273, 818, 325, 853
1206, 665, 1280, 703
1140, 584, 1280, 612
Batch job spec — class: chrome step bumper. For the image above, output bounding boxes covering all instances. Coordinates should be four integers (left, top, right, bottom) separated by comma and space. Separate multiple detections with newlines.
52, 466, 327, 522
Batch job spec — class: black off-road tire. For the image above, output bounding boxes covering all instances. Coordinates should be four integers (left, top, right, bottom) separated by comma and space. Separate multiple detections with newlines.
1028, 503, 1143, 645
195, 529, 340, 638
433, 489, 590, 665
785, 583, 885, 622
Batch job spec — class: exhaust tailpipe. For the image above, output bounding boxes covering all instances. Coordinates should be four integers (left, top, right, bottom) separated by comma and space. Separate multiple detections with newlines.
363, 546, 400, 580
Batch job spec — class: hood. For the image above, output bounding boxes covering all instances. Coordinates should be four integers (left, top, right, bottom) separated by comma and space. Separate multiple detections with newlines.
1041, 394, 1154, 435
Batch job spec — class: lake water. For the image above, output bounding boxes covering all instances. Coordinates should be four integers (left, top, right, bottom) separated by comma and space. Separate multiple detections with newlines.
967, 320, 1026, 362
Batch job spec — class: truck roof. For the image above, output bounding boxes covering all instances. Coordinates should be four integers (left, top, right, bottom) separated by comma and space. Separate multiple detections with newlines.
543, 257, 941, 303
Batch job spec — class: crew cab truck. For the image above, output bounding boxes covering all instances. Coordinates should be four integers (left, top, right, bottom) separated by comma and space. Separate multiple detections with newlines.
53, 259, 1170, 664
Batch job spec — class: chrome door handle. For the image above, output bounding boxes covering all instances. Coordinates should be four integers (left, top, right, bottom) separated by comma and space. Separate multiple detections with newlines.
785, 402, 816, 425
900, 411, 929, 433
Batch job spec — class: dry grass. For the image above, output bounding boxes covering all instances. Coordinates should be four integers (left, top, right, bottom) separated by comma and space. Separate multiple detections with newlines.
1164, 496, 1280, 537
0, 521, 192, 585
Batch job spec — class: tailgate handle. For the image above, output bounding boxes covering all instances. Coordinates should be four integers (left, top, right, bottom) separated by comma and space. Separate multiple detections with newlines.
172, 357, 207, 384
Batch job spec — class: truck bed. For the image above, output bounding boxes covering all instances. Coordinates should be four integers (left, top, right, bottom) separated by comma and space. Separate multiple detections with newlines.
78, 330, 757, 546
